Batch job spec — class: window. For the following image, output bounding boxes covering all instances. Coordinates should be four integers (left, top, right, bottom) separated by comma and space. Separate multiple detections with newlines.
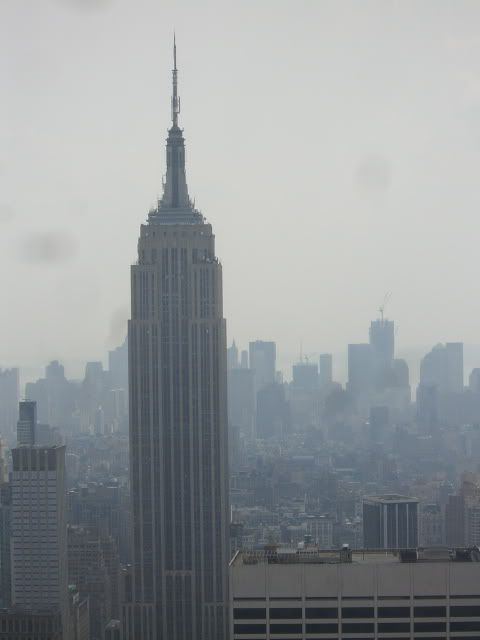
413, 621, 446, 632
450, 620, 480, 632
306, 608, 337, 619
378, 607, 410, 618
234, 609, 266, 620
305, 623, 338, 634
341, 622, 374, 632
269, 608, 301, 619
269, 623, 302, 634
378, 622, 410, 632
233, 623, 266, 634
414, 606, 446, 617
342, 607, 374, 618
450, 605, 480, 617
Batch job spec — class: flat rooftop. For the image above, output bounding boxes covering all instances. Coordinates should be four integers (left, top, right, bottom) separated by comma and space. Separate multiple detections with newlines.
363, 494, 419, 504
231, 546, 480, 567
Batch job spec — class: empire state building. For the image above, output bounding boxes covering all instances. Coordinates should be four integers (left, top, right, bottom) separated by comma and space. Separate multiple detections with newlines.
123, 42, 229, 640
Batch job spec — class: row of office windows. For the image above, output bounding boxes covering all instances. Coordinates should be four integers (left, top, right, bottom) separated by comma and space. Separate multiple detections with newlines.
234, 605, 480, 619
234, 620, 480, 635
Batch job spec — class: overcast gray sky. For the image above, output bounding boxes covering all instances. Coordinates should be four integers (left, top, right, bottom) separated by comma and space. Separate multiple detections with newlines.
2, 0, 480, 382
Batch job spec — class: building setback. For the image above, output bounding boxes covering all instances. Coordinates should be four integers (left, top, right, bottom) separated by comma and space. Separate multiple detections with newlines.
123, 41, 229, 640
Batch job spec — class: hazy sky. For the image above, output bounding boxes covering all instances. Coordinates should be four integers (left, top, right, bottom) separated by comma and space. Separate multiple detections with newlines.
2, 0, 480, 383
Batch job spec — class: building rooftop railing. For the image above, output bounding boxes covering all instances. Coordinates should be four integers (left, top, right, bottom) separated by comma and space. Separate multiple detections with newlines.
230, 545, 480, 566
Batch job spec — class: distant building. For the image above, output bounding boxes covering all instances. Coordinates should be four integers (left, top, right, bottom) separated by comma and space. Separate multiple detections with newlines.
292, 361, 318, 392
363, 494, 418, 549
416, 383, 438, 430
256, 383, 290, 439
0, 439, 7, 484
469, 368, 480, 393
240, 350, 249, 369
319, 354, 332, 387
369, 318, 394, 387
25, 361, 75, 429
446, 493, 466, 546
347, 344, 373, 395
249, 341, 276, 396
16, 401, 36, 446
420, 342, 464, 394
369, 406, 389, 443
446, 342, 464, 393
228, 368, 255, 438
227, 340, 239, 370
419, 503, 444, 546
108, 337, 128, 391
305, 515, 334, 549
0, 368, 19, 440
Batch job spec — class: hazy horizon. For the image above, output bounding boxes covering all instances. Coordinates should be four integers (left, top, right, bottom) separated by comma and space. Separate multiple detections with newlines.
3, 1, 480, 384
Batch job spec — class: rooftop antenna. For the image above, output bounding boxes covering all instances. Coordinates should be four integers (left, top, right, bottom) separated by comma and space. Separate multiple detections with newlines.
171, 33, 180, 127
378, 292, 391, 322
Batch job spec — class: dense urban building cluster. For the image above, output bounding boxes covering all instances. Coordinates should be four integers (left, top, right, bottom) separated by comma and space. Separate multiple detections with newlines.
2, 43, 480, 640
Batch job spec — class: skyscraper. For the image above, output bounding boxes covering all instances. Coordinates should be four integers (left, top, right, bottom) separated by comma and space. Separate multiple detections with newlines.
0, 368, 19, 440
11, 445, 68, 628
319, 353, 332, 387
123, 42, 229, 640
249, 341, 276, 396
347, 343, 373, 395
363, 494, 419, 549
16, 400, 36, 446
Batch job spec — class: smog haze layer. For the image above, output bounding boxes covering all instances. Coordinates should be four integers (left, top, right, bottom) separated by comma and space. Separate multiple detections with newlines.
2, 0, 479, 381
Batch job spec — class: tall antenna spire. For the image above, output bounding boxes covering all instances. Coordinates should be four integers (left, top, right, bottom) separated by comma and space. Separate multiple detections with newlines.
171, 33, 180, 127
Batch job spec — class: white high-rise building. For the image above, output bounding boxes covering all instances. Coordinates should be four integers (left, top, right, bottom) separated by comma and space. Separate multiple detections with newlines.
123, 40, 229, 640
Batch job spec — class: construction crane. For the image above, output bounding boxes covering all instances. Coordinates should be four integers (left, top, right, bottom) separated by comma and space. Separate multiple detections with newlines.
378, 292, 391, 322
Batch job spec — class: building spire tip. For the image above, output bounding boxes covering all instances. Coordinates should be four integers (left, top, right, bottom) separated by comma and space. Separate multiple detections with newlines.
171, 34, 180, 126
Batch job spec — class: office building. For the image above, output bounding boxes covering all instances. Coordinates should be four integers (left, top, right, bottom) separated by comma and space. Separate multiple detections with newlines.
230, 546, 480, 640
0, 610, 63, 640
419, 503, 444, 546
0, 483, 11, 608
123, 42, 229, 640
228, 368, 255, 438
11, 445, 69, 633
363, 494, 418, 549
446, 342, 464, 393
249, 341, 276, 396
369, 318, 394, 366
0, 368, 19, 439
319, 354, 332, 387
256, 383, 290, 439
108, 337, 128, 391
291, 361, 318, 392
347, 343, 373, 395
420, 342, 464, 394
227, 340, 239, 371
16, 401, 36, 446
0, 439, 7, 484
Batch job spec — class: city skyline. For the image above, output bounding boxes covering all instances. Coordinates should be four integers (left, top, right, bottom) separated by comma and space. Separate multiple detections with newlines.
3, 1, 480, 372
